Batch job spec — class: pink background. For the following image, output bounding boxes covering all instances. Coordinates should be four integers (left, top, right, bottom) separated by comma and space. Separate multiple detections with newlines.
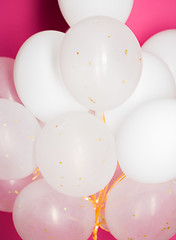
0, 0, 176, 239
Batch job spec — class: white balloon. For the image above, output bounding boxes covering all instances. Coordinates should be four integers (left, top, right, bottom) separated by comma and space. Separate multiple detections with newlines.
105, 51, 176, 135
143, 29, 176, 83
58, 0, 134, 26
60, 16, 142, 111
116, 99, 176, 183
36, 112, 117, 197
14, 31, 86, 123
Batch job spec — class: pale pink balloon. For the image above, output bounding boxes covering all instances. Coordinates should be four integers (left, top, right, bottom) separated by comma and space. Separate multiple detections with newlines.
0, 99, 40, 180
13, 179, 95, 240
105, 178, 176, 240
0, 171, 42, 212
0, 57, 21, 103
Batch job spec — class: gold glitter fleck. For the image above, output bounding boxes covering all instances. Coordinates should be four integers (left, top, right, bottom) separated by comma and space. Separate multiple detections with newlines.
164, 227, 166, 230
132, 214, 135, 217
98, 138, 102, 141
44, 229, 47, 232
166, 222, 169, 224
56, 125, 58, 128
168, 227, 171, 230
59, 162, 62, 165
139, 58, 142, 61
169, 189, 172, 194
125, 49, 128, 55
78, 177, 82, 181
61, 176, 64, 179
161, 229, 163, 232
5, 154, 9, 158
77, 52, 79, 55
88, 97, 96, 103
14, 120, 18, 123
101, 160, 105, 164
3, 123, 7, 127
8, 190, 12, 194
30, 135, 35, 141
108, 35, 111, 38
80, 205, 83, 208
88, 61, 91, 66
123, 80, 126, 84
3, 201, 6, 204
15, 190, 19, 194
64, 208, 67, 211
144, 235, 147, 237
50, 237, 53, 239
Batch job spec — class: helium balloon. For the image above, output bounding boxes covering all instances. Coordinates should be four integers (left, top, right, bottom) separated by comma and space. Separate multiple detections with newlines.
0, 171, 42, 212
105, 51, 176, 135
60, 16, 142, 111
143, 29, 176, 83
0, 99, 40, 180
36, 112, 117, 197
13, 179, 95, 240
116, 99, 176, 183
0, 57, 21, 103
105, 178, 176, 240
58, 0, 134, 26
14, 30, 86, 123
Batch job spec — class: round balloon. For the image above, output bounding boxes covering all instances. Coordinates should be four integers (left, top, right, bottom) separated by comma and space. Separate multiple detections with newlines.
105, 178, 176, 240
58, 0, 134, 26
36, 112, 117, 197
0, 99, 40, 180
60, 16, 142, 111
105, 51, 176, 135
14, 30, 86, 123
13, 179, 95, 240
116, 99, 176, 183
0, 57, 21, 103
143, 29, 176, 83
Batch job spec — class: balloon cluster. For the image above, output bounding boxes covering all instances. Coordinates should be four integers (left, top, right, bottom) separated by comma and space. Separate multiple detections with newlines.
1, 1, 176, 240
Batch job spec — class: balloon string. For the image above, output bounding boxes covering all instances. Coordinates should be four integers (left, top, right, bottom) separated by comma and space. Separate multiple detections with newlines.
32, 168, 41, 180
90, 112, 126, 239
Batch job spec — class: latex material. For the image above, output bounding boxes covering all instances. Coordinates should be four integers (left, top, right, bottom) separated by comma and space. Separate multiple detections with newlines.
13, 179, 95, 240
14, 30, 86, 123
36, 112, 117, 197
105, 51, 176, 135
116, 99, 176, 183
60, 16, 142, 111
0, 99, 40, 180
105, 178, 176, 240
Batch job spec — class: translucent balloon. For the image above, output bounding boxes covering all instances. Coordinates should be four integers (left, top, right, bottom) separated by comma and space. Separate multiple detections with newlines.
105, 178, 176, 240
13, 179, 95, 240
58, 0, 134, 26
14, 30, 86, 123
105, 51, 176, 135
0, 171, 42, 212
143, 29, 176, 83
36, 112, 117, 197
60, 16, 142, 111
0, 57, 21, 103
0, 99, 40, 180
116, 99, 176, 183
